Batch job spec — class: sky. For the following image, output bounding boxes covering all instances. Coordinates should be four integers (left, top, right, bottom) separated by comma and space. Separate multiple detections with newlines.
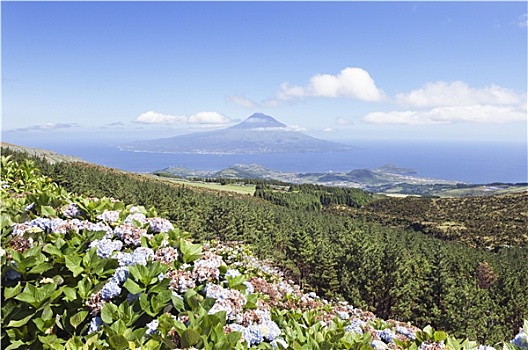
1, 1, 527, 143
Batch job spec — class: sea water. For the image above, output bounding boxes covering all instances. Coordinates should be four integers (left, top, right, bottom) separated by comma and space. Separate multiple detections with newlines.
2, 138, 527, 184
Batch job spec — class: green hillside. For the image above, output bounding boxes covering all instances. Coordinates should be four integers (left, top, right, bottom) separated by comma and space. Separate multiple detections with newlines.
2, 146, 527, 348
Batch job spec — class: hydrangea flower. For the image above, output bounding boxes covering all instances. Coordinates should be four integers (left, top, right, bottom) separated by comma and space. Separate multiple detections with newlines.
96, 210, 121, 224
89, 238, 123, 258
226, 269, 242, 278
154, 247, 179, 265
337, 311, 349, 320
61, 203, 82, 218
229, 323, 263, 347
378, 329, 396, 343
114, 224, 149, 246
3, 266, 21, 281
270, 338, 288, 349
477, 346, 496, 350
243, 281, 254, 295
345, 319, 366, 335
145, 319, 159, 337
259, 320, 281, 341
24, 203, 35, 213
124, 212, 147, 226
127, 292, 140, 304
77, 221, 112, 236
99, 281, 122, 300
166, 269, 196, 294
206, 284, 246, 320
27, 217, 52, 232
147, 217, 174, 233
116, 247, 154, 267
88, 316, 103, 334
111, 266, 130, 284
192, 252, 223, 282
396, 325, 416, 340
512, 329, 528, 350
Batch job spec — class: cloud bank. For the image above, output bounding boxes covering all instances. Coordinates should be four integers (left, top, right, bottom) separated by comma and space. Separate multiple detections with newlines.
363, 81, 526, 125
135, 111, 232, 125
276, 67, 385, 102
363, 105, 526, 125
395, 81, 523, 108
227, 67, 385, 108
6, 123, 80, 132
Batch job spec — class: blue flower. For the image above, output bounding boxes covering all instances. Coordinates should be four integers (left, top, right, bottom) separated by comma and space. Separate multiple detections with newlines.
88, 316, 103, 334
99, 281, 122, 300
260, 320, 281, 341
225, 269, 241, 278
511, 329, 528, 350
96, 210, 121, 224
111, 267, 130, 284
243, 281, 254, 295
89, 238, 123, 258
147, 217, 174, 233
396, 326, 416, 340
127, 293, 140, 304
345, 319, 366, 335
378, 329, 396, 344
62, 203, 82, 218
24, 203, 35, 213
117, 247, 154, 267
337, 311, 349, 320
28, 217, 52, 232
3, 266, 21, 281
145, 319, 159, 337
246, 325, 264, 345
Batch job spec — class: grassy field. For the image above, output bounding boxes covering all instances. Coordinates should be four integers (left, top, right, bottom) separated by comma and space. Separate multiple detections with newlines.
144, 175, 256, 195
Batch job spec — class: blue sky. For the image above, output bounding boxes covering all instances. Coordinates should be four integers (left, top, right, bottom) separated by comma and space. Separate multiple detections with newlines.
2, 1, 527, 143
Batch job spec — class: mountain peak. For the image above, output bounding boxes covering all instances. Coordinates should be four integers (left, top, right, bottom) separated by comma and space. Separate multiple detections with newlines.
231, 113, 287, 130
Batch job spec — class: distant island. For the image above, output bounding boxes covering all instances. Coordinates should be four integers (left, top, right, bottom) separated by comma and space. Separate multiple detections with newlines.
120, 113, 352, 154
153, 163, 528, 197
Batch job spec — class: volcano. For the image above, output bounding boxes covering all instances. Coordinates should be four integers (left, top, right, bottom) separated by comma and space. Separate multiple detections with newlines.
122, 113, 351, 154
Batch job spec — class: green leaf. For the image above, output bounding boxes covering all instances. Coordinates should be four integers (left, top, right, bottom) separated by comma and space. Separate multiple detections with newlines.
29, 262, 53, 274
41, 305, 54, 321
40, 205, 57, 217
62, 286, 77, 301
3, 282, 22, 299
77, 277, 92, 299
43, 244, 63, 257
434, 331, 447, 342
108, 334, 129, 350
65, 255, 84, 277
179, 239, 203, 263
70, 310, 88, 329
101, 303, 118, 324
7, 312, 35, 328
123, 278, 143, 295
181, 329, 201, 348
171, 294, 185, 311
4, 340, 27, 350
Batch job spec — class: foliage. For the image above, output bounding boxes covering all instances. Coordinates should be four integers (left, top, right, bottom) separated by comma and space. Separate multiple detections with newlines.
2, 148, 528, 346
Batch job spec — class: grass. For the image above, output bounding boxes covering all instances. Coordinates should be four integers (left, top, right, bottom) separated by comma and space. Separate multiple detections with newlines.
144, 175, 256, 195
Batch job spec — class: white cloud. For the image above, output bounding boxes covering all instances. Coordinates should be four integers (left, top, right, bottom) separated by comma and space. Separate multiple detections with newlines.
322, 127, 334, 132
225, 95, 257, 109
7, 123, 80, 132
276, 67, 385, 102
395, 81, 524, 108
335, 117, 352, 125
363, 105, 527, 125
135, 111, 231, 125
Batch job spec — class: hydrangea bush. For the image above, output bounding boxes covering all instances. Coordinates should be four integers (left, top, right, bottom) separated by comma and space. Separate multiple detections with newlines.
1, 156, 526, 350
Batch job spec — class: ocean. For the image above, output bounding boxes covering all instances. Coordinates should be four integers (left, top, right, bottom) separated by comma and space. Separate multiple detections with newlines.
3, 138, 527, 184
